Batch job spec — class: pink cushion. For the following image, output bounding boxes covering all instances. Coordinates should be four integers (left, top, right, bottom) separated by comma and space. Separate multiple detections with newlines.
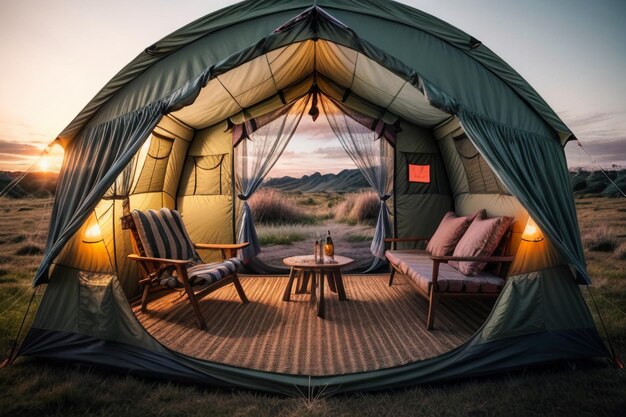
450, 213, 513, 276
426, 210, 485, 256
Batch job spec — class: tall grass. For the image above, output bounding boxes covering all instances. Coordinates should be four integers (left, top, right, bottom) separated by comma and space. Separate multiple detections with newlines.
583, 227, 618, 252
333, 191, 379, 225
255, 224, 307, 245
248, 189, 314, 224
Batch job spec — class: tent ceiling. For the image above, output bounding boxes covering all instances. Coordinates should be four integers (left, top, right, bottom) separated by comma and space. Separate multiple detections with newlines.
171, 40, 450, 130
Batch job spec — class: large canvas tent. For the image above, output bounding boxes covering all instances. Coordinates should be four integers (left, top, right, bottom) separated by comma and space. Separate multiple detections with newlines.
16, 0, 609, 394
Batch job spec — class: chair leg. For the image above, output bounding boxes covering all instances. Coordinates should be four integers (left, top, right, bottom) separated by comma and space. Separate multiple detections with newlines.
232, 273, 249, 304
140, 284, 151, 312
388, 268, 396, 286
426, 290, 438, 330
177, 266, 207, 331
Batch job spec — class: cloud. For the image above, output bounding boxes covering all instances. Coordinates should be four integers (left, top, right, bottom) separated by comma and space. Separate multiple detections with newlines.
0, 140, 44, 156
311, 146, 351, 159
558, 110, 626, 167
293, 117, 337, 142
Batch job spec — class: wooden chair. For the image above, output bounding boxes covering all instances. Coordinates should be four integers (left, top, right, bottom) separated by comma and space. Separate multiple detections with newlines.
122, 208, 249, 330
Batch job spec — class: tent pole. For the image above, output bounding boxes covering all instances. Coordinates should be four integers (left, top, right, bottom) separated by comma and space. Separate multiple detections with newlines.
231, 147, 236, 243
392, 138, 398, 245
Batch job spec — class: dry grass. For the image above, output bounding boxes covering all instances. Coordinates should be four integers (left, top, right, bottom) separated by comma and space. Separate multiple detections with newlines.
248, 189, 314, 224
615, 242, 626, 260
583, 227, 618, 252
333, 191, 379, 225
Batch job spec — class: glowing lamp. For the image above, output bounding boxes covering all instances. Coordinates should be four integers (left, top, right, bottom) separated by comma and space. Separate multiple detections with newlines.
521, 217, 544, 243
83, 220, 103, 244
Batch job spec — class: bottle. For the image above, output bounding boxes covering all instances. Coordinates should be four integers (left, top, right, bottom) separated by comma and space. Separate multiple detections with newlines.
314, 240, 320, 264
324, 230, 334, 261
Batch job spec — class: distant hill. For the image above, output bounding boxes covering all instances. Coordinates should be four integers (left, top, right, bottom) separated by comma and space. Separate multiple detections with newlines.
569, 169, 626, 197
0, 171, 58, 198
263, 169, 370, 193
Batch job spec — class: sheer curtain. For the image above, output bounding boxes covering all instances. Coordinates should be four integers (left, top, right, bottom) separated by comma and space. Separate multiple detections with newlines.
320, 95, 394, 264
234, 97, 309, 261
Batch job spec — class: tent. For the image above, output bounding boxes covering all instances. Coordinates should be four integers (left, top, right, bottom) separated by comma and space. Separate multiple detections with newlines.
16, 0, 609, 394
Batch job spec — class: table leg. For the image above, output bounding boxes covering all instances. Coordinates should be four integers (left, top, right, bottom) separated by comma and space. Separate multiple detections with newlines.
310, 270, 317, 305
334, 269, 347, 301
282, 267, 297, 301
297, 270, 310, 294
327, 270, 337, 293
317, 270, 325, 319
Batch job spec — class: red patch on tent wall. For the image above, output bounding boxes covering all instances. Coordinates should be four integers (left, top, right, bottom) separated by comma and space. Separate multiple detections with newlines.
408, 164, 430, 183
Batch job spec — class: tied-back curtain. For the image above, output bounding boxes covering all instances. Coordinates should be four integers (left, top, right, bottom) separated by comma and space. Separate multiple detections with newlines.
320, 95, 394, 261
422, 79, 590, 284
34, 76, 203, 286
234, 97, 309, 261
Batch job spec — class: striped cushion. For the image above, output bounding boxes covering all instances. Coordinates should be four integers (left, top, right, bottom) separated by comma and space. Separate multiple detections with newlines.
132, 208, 200, 262
187, 257, 243, 285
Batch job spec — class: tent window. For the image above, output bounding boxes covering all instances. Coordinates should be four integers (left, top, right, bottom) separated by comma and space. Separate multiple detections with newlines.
453, 134, 509, 195
179, 153, 230, 196
133, 134, 174, 194
402, 152, 449, 195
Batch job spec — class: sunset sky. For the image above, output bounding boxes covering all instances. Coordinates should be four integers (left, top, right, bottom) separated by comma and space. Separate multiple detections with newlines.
1, 0, 625, 177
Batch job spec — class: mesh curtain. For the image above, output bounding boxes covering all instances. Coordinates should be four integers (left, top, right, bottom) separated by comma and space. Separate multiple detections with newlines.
234, 97, 310, 261
319, 95, 394, 267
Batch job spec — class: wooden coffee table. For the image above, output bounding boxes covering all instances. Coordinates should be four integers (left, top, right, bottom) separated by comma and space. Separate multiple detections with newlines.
282, 255, 353, 319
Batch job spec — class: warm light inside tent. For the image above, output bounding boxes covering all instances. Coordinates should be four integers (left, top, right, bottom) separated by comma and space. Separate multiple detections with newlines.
83, 219, 103, 243
521, 217, 544, 242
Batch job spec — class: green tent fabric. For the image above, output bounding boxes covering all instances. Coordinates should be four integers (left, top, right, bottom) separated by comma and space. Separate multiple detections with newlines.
19, 0, 610, 395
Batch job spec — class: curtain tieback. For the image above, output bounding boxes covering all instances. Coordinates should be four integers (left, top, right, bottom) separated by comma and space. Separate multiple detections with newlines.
238, 194, 250, 201
380, 194, 392, 201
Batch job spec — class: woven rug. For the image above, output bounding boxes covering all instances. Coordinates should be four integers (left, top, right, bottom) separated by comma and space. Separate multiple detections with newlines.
134, 275, 493, 376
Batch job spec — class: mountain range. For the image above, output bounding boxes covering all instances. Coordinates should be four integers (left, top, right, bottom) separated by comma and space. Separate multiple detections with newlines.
0, 171, 58, 198
263, 169, 369, 193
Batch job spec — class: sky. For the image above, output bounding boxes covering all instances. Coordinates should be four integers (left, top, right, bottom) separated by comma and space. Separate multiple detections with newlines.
0, 0, 625, 176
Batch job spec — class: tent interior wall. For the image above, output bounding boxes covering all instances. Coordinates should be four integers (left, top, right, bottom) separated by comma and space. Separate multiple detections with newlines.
18, 1, 610, 394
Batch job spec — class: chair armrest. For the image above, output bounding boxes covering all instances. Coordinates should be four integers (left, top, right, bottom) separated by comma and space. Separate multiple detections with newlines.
127, 254, 193, 266
194, 243, 249, 251
430, 255, 514, 263
384, 237, 430, 243
194, 242, 249, 260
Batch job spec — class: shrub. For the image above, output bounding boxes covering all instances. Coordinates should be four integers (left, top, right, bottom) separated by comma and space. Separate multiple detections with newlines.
614, 242, 626, 260
334, 191, 379, 225
601, 174, 626, 198
15, 244, 44, 256
249, 189, 313, 225
10, 234, 27, 243
583, 228, 617, 252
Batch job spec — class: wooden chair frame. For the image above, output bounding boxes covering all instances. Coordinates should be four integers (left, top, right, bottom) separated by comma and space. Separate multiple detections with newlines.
121, 213, 249, 330
385, 227, 514, 330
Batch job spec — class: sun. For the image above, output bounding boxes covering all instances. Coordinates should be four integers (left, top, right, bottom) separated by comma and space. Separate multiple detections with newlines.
38, 156, 50, 172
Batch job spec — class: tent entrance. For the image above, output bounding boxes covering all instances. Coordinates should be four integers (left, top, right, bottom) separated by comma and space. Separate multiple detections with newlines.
232, 93, 396, 273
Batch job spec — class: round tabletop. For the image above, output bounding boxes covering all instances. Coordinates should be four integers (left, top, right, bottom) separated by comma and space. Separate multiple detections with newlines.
283, 255, 354, 269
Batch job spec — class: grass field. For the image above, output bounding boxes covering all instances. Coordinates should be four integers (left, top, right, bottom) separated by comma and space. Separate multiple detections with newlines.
250, 189, 378, 268
0, 196, 625, 416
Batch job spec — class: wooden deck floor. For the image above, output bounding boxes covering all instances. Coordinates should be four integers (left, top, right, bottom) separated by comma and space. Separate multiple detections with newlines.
133, 275, 493, 376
